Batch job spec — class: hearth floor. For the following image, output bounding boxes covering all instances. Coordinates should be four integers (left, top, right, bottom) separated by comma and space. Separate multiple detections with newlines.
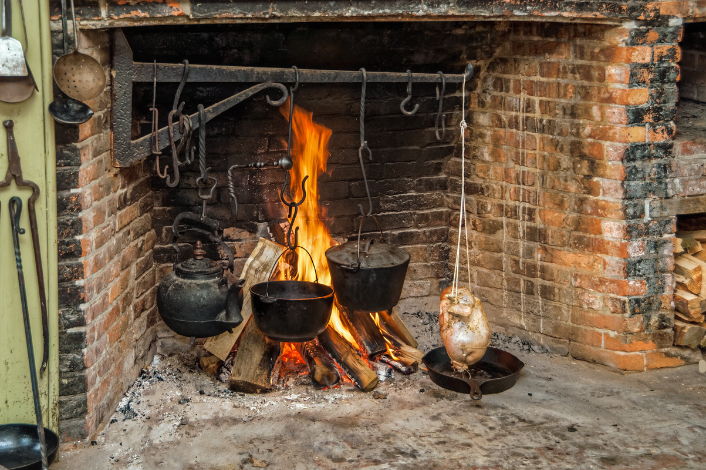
53, 346, 706, 470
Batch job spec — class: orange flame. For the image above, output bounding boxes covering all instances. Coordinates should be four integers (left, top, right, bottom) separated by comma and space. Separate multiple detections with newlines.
372, 313, 400, 360
279, 101, 358, 347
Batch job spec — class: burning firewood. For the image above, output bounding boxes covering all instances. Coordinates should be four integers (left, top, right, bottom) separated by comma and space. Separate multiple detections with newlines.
378, 307, 418, 348
294, 340, 340, 388
340, 307, 388, 358
318, 326, 379, 392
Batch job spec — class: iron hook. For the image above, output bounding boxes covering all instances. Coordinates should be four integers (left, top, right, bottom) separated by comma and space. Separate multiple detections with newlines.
435, 71, 447, 141
282, 66, 300, 173
358, 68, 374, 217
279, 175, 309, 250
265, 83, 289, 107
172, 60, 190, 112
400, 70, 420, 116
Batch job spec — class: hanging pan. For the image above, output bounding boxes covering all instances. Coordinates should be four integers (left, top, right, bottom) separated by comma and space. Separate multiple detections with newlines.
422, 346, 524, 400
0, 0, 37, 104
0, 424, 59, 470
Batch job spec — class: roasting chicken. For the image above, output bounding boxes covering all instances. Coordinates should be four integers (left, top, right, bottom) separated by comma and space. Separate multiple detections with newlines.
439, 286, 491, 371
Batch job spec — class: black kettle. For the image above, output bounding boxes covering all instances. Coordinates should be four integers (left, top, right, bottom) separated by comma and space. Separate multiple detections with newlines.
157, 213, 244, 338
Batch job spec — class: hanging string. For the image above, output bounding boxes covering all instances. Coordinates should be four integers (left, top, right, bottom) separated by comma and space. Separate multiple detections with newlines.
452, 73, 471, 299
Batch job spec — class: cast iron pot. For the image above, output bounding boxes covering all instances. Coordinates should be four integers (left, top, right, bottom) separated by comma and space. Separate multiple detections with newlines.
251, 280, 334, 342
325, 236, 410, 313
0, 424, 59, 470
157, 213, 244, 338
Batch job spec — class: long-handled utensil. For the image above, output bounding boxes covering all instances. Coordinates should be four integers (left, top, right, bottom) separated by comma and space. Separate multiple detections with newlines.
52, 0, 105, 102
0, 120, 49, 374
48, 0, 93, 124
8, 196, 48, 470
0, 0, 28, 77
0, 0, 37, 104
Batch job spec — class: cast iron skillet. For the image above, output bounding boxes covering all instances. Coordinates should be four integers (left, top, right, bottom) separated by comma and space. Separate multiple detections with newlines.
422, 346, 524, 400
0, 424, 59, 470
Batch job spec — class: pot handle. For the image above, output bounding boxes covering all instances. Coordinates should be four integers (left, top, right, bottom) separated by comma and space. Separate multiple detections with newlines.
263, 245, 319, 297
171, 211, 234, 272
462, 376, 483, 400
352, 214, 384, 267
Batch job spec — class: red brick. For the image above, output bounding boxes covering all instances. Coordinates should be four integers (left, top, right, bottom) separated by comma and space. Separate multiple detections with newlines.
539, 246, 604, 274
573, 274, 647, 296
569, 343, 644, 371
574, 45, 651, 63
572, 309, 644, 333
570, 325, 603, 347
603, 333, 658, 352
644, 350, 686, 369
605, 65, 630, 84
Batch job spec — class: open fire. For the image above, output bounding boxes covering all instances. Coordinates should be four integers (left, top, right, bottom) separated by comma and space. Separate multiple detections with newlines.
219, 101, 423, 392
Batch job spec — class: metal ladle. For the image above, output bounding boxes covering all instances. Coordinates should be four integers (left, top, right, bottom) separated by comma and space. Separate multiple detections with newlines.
48, 0, 93, 124
52, 0, 105, 102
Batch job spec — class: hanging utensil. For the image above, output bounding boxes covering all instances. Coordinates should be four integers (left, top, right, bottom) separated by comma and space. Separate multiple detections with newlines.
324, 68, 411, 313
0, 0, 37, 104
400, 70, 419, 116
0, 120, 50, 374
8, 197, 49, 470
52, 0, 106, 102
196, 104, 217, 219
48, 0, 93, 124
0, 0, 28, 77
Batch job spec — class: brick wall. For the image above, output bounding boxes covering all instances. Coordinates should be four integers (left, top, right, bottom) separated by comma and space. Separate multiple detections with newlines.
125, 23, 503, 321
54, 29, 159, 440
452, 19, 700, 371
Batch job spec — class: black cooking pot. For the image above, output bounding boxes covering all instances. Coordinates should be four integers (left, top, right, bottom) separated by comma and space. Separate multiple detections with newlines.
325, 232, 410, 312
157, 213, 244, 338
251, 280, 334, 342
250, 247, 334, 342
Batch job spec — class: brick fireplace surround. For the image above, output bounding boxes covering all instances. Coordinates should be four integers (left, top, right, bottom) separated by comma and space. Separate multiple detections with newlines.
51, 0, 706, 441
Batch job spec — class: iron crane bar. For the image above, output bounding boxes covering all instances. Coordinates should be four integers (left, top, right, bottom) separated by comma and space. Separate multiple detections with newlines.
131, 63, 473, 85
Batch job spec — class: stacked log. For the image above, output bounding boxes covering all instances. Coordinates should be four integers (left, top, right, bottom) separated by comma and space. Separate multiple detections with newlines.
672, 233, 706, 348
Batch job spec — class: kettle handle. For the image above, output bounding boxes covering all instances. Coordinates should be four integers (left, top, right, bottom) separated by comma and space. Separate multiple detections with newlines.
171, 212, 234, 272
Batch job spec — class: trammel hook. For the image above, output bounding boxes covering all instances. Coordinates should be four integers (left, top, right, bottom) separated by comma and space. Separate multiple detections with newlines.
435, 71, 447, 140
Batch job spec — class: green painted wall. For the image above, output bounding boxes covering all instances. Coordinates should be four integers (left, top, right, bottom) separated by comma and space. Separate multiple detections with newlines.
0, 0, 58, 431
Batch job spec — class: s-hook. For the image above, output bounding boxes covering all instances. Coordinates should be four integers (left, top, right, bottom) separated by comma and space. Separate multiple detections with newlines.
196, 104, 217, 219
400, 70, 420, 116
279, 175, 309, 250
0, 121, 49, 375
358, 68, 373, 217
435, 71, 446, 141
164, 60, 193, 188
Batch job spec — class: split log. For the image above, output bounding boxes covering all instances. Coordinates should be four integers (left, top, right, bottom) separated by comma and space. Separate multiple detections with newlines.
318, 326, 379, 392
204, 238, 286, 360
342, 309, 388, 358
674, 255, 702, 295
294, 341, 341, 388
379, 307, 418, 348
681, 254, 706, 299
229, 318, 281, 393
674, 310, 705, 324
386, 333, 424, 364
674, 288, 703, 319
694, 250, 706, 262
676, 230, 706, 242
677, 237, 702, 255
673, 320, 706, 348
199, 355, 222, 376
674, 237, 685, 254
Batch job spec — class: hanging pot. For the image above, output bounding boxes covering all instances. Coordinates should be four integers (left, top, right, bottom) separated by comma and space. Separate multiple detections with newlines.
325, 218, 410, 313
251, 247, 334, 342
157, 213, 244, 338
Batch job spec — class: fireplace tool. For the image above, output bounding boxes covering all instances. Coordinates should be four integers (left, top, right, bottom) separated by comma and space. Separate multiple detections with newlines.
399, 70, 420, 116
160, 60, 194, 187
325, 68, 410, 313
0, 197, 59, 470
0, 120, 49, 374
48, 0, 94, 125
0, 0, 37, 104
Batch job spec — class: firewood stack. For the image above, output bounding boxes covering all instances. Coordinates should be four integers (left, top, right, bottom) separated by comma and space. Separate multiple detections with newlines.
199, 238, 423, 393
673, 231, 706, 349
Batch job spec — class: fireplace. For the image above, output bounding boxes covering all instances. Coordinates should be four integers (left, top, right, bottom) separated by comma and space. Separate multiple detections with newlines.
52, 1, 706, 442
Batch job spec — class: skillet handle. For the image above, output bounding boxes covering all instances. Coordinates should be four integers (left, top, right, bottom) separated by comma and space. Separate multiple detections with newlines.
463, 377, 483, 400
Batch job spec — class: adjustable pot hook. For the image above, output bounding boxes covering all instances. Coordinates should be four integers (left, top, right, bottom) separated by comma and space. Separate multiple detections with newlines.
196, 104, 217, 219
164, 61, 191, 188
400, 70, 420, 116
279, 175, 309, 250
435, 71, 447, 141
358, 68, 373, 217
282, 65, 299, 173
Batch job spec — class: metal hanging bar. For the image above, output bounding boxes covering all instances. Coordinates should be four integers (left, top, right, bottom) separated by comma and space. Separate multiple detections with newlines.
111, 29, 474, 168
131, 62, 474, 85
